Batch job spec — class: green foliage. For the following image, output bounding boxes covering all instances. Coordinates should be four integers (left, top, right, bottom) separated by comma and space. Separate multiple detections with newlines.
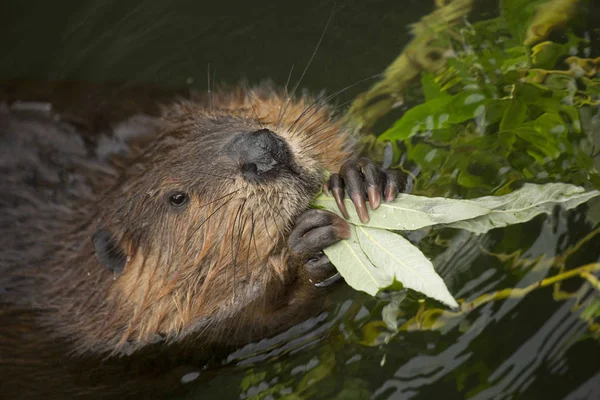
500, 0, 547, 42
377, 5, 599, 198
359, 0, 600, 356
379, 90, 488, 141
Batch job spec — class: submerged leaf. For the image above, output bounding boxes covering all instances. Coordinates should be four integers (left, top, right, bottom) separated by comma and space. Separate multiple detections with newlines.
382, 291, 408, 330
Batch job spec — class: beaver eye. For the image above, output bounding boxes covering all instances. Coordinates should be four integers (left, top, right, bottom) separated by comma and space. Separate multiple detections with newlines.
168, 192, 188, 208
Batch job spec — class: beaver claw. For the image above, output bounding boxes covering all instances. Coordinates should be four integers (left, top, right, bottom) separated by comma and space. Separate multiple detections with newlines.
288, 209, 350, 287
325, 157, 401, 223
306, 254, 342, 288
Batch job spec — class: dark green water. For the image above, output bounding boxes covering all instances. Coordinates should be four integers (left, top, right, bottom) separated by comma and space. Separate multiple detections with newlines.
1, 0, 599, 399
0, 0, 426, 99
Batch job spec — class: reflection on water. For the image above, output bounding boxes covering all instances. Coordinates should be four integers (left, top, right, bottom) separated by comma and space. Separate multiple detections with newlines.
1, 0, 599, 399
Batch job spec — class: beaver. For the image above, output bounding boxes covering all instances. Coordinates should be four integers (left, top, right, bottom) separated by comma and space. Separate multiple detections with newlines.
0, 81, 402, 398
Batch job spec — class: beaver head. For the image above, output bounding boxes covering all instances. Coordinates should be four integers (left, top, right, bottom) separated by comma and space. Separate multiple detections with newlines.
61, 87, 355, 355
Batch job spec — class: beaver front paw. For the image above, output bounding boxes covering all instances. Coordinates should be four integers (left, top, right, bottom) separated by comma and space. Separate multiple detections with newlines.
288, 209, 350, 287
326, 157, 402, 223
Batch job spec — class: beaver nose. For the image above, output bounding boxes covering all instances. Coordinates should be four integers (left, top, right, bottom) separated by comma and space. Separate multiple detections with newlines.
225, 129, 292, 181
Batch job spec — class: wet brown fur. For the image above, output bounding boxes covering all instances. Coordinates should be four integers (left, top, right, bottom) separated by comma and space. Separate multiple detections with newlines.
0, 82, 355, 396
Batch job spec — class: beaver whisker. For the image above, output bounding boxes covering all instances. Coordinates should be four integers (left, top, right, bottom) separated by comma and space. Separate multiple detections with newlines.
164, 225, 193, 282
185, 193, 236, 247
179, 189, 239, 259
262, 212, 275, 244
189, 165, 238, 187
289, 82, 360, 136
197, 188, 240, 208
276, 64, 296, 126
244, 88, 265, 129
237, 213, 251, 283
207, 63, 213, 111
288, 94, 332, 136
290, 73, 382, 139
276, 7, 334, 132
262, 199, 287, 239
304, 125, 347, 153
230, 199, 247, 299
176, 212, 199, 277
251, 211, 265, 274
188, 171, 236, 182
262, 201, 285, 242
234, 211, 249, 274
247, 211, 255, 279
303, 108, 353, 152
269, 212, 286, 244
300, 98, 354, 139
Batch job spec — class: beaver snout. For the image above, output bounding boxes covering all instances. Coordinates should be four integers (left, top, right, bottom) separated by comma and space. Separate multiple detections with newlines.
225, 128, 293, 182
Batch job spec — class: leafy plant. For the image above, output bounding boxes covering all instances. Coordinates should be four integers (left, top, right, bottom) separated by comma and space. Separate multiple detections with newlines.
318, 0, 600, 328
363, 0, 599, 198
314, 183, 599, 307
184, 1, 600, 398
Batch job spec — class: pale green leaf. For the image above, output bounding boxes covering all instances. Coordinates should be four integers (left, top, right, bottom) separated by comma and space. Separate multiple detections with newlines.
314, 194, 491, 230
324, 226, 458, 308
320, 182, 599, 304
322, 226, 388, 297
443, 183, 600, 234
356, 226, 458, 308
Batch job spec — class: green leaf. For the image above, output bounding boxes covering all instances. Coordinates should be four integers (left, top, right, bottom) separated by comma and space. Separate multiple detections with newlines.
379, 91, 488, 140
323, 226, 458, 308
443, 183, 600, 234
322, 226, 388, 297
485, 99, 511, 126
560, 105, 581, 134
515, 126, 561, 161
531, 41, 568, 69
405, 142, 448, 170
500, 0, 546, 43
313, 194, 491, 230
512, 112, 569, 161
379, 95, 453, 140
500, 98, 528, 132
421, 72, 449, 102
356, 226, 459, 308
520, 82, 567, 113
319, 183, 599, 305
316, 184, 599, 235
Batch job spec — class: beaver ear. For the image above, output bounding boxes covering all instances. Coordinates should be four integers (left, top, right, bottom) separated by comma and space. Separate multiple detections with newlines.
92, 229, 127, 274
